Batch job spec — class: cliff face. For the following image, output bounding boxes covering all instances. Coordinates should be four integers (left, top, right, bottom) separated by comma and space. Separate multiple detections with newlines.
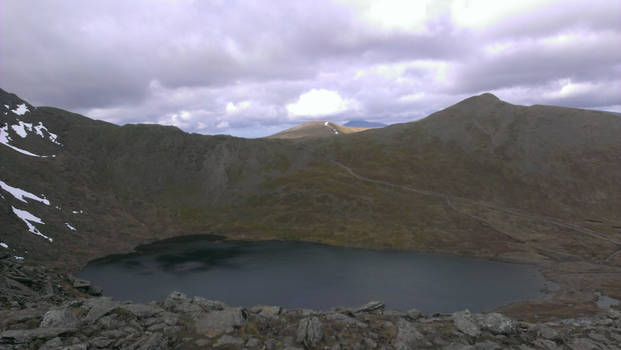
1, 255, 620, 349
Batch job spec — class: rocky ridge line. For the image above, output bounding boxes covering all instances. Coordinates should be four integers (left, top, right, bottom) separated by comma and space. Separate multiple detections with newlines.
1, 254, 620, 350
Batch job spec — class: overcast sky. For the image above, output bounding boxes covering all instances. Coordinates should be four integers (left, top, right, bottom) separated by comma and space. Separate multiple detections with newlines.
1, 0, 620, 138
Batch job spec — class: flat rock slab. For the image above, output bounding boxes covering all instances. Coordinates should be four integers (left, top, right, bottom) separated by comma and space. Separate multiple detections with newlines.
194, 308, 245, 337
0, 327, 73, 344
453, 310, 481, 337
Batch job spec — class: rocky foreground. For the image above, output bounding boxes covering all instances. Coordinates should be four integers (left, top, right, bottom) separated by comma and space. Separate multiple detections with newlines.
1, 255, 620, 350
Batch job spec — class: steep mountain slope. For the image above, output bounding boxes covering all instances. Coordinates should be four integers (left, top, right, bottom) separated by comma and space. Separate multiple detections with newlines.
1, 88, 620, 296
268, 121, 367, 139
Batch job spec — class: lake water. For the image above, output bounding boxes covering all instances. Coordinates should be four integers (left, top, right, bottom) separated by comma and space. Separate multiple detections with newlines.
80, 235, 550, 313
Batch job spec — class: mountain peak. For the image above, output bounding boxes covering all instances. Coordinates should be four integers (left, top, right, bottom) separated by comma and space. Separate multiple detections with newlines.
444, 93, 506, 113
477, 92, 501, 100
459, 92, 502, 104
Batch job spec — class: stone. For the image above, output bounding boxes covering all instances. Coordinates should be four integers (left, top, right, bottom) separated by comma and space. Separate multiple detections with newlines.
607, 308, 621, 320
39, 336, 63, 350
90, 336, 113, 348
161, 311, 179, 326
164, 291, 187, 306
87, 284, 103, 296
192, 296, 225, 311
246, 337, 261, 347
97, 314, 126, 329
72, 278, 91, 289
473, 341, 503, 350
476, 313, 516, 335
83, 297, 120, 324
364, 337, 378, 349
0, 327, 73, 344
325, 312, 367, 327
194, 308, 245, 337
532, 338, 562, 350
256, 305, 282, 319
134, 332, 167, 350
453, 310, 481, 337
406, 308, 423, 320
442, 343, 471, 350
356, 301, 385, 313
568, 338, 605, 350
215, 334, 244, 347
393, 319, 424, 350
296, 316, 323, 348
195, 338, 210, 346
119, 303, 164, 318
587, 332, 608, 343
40, 308, 79, 329
537, 325, 560, 340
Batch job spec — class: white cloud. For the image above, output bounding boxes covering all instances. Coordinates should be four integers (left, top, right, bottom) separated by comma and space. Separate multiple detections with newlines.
286, 89, 356, 118
216, 121, 230, 129
543, 79, 597, 99
450, 0, 558, 29
341, 0, 435, 32
225, 101, 251, 114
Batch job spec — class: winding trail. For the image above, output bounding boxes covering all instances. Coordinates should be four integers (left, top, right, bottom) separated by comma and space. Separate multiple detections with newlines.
331, 160, 621, 247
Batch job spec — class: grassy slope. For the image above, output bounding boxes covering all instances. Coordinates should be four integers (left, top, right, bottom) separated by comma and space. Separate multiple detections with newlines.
268, 121, 366, 139
2, 90, 621, 275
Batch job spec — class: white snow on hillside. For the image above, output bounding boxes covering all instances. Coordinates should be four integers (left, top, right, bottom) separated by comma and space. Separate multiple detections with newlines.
65, 223, 77, 231
4, 105, 9, 109
0, 242, 8, 249
0, 180, 50, 205
0, 124, 46, 157
11, 121, 32, 138
324, 121, 339, 134
11, 206, 53, 242
0, 100, 63, 155
33, 122, 62, 145
11, 104, 29, 116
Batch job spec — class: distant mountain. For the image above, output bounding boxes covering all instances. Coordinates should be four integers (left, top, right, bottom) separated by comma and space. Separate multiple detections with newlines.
2, 87, 621, 299
267, 121, 366, 139
344, 119, 386, 128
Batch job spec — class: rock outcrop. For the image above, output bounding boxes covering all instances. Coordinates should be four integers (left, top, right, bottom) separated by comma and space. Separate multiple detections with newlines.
1, 255, 620, 349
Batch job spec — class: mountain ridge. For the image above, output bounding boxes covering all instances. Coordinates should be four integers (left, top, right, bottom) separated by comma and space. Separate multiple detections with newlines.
1, 88, 621, 318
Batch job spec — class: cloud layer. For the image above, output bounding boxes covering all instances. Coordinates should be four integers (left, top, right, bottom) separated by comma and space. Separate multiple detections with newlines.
1, 0, 619, 137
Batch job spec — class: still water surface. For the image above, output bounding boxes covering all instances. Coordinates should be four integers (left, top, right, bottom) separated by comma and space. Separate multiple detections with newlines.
80, 235, 549, 313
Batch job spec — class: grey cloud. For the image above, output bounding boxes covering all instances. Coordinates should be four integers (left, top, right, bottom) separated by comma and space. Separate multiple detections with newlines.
446, 34, 621, 94
1, 0, 619, 137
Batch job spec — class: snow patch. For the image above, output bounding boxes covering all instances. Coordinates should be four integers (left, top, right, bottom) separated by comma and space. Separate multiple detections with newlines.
14, 256, 24, 260
3, 105, 9, 109
33, 122, 62, 145
0, 180, 50, 205
72, 210, 83, 214
11, 104, 29, 116
11, 206, 53, 242
1, 123, 47, 157
324, 122, 339, 135
65, 223, 77, 231
0, 242, 8, 249
11, 121, 33, 138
